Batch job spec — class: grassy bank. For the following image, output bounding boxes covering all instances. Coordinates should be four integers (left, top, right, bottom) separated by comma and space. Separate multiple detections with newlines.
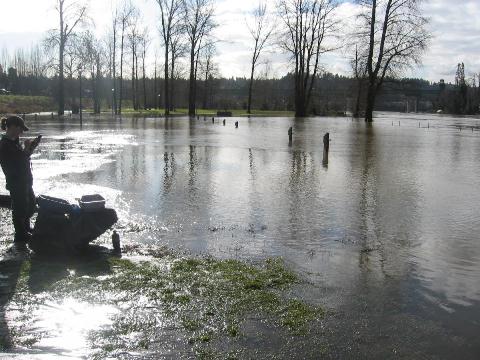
3, 244, 324, 358
0, 95, 55, 114
1, 94, 346, 118
120, 108, 296, 117
0, 95, 295, 118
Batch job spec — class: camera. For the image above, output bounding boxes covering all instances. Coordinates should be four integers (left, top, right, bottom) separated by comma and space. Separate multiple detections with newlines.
32, 134, 42, 147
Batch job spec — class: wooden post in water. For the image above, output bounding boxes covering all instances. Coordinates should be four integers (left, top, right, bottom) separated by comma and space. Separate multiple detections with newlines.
288, 127, 293, 145
112, 230, 121, 253
323, 132, 330, 165
223, 119, 226, 126
235, 121, 238, 128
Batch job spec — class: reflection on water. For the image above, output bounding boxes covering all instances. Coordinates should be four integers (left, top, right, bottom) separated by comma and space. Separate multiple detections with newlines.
1, 112, 480, 357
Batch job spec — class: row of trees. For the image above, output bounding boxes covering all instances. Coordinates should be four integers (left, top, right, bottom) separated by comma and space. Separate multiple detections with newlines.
6, 55, 477, 117
0, 0, 453, 120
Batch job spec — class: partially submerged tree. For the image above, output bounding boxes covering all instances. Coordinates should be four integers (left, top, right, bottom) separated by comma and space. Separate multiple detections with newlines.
117, 1, 137, 114
246, 2, 274, 114
356, 0, 430, 121
183, 0, 216, 116
139, 28, 150, 110
278, 0, 338, 117
169, 25, 188, 112
110, 7, 118, 114
47, 0, 88, 115
156, 0, 183, 115
351, 45, 367, 117
82, 32, 104, 114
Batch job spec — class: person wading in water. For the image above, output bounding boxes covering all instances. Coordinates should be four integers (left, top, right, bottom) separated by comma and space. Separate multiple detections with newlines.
0, 116, 42, 243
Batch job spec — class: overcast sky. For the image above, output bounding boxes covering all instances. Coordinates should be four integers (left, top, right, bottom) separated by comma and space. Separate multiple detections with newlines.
0, 0, 479, 83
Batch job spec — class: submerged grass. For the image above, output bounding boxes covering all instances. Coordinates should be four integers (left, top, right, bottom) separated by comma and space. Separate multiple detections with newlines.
4, 249, 323, 358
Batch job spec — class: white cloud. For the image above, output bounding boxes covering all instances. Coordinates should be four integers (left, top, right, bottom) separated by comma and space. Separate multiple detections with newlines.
0, 0, 479, 82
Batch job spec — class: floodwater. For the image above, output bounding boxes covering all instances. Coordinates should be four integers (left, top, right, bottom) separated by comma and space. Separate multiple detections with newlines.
1, 112, 480, 358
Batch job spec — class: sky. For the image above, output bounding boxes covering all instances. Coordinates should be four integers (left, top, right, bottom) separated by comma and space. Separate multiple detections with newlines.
0, 0, 479, 83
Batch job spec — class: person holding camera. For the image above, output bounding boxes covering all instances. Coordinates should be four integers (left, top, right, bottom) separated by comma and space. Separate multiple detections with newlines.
0, 115, 42, 243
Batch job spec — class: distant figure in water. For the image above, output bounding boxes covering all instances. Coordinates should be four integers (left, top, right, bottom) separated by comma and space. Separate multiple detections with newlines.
0, 116, 42, 243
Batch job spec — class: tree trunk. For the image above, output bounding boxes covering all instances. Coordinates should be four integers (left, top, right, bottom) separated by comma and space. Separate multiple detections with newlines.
58, 41, 65, 115
95, 56, 101, 113
113, 25, 117, 114
170, 54, 175, 112
135, 54, 139, 110
188, 46, 196, 116
91, 69, 97, 114
354, 78, 362, 118
247, 62, 254, 114
142, 55, 147, 110
119, 28, 125, 114
154, 62, 158, 109
131, 46, 135, 111
294, 76, 306, 117
164, 42, 170, 115
364, 80, 376, 122
79, 72, 82, 124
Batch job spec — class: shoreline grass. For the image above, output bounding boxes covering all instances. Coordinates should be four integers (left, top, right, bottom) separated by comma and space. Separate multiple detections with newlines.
3, 245, 324, 358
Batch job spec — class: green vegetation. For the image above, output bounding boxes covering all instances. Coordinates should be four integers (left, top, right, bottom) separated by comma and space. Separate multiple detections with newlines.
0, 94, 296, 117
0, 95, 55, 114
120, 107, 295, 117
5, 250, 323, 358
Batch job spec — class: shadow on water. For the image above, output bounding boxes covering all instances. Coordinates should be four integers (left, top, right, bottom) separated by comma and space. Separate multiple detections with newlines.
27, 245, 113, 294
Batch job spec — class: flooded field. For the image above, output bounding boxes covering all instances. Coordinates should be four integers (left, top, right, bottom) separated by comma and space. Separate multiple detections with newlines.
1, 112, 480, 358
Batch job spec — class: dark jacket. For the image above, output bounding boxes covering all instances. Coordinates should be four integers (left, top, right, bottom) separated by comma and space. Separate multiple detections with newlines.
0, 135, 33, 191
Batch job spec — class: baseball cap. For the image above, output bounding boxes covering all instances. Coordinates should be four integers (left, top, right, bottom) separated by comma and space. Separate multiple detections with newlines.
5, 115, 29, 131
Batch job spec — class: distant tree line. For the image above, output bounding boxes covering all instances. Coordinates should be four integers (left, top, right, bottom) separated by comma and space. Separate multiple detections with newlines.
0, 0, 477, 118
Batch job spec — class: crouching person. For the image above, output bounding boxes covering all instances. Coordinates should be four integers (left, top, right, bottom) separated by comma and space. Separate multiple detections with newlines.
0, 116, 41, 243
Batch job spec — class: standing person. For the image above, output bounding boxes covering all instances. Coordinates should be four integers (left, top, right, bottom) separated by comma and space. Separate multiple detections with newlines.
0, 116, 41, 243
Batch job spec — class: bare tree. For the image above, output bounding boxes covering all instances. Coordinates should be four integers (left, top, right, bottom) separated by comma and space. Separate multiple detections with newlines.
278, 0, 338, 117
246, 2, 274, 114
117, 1, 137, 114
110, 7, 119, 114
128, 20, 141, 111
79, 31, 104, 114
183, 0, 216, 116
169, 25, 187, 112
200, 43, 218, 109
47, 0, 88, 115
351, 45, 367, 117
139, 29, 150, 110
357, 0, 430, 121
156, 0, 182, 115
153, 50, 159, 109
